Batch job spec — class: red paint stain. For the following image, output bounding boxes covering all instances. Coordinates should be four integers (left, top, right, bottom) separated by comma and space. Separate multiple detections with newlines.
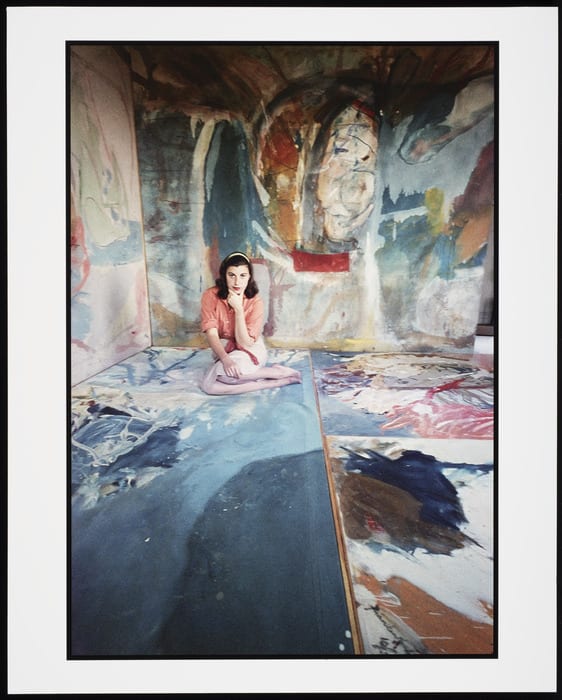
366, 514, 385, 534
263, 126, 299, 170
291, 249, 349, 272
352, 99, 378, 121
426, 377, 465, 398
71, 215, 91, 295
382, 402, 493, 439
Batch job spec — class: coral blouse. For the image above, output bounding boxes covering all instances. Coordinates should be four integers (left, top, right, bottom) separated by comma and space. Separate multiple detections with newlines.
200, 286, 264, 342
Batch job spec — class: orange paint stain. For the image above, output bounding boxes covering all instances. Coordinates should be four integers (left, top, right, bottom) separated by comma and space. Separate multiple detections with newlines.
455, 212, 492, 264
356, 571, 494, 655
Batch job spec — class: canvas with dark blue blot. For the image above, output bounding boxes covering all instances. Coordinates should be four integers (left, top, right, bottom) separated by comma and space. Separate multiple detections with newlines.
70, 347, 353, 657
344, 447, 492, 531
340, 446, 493, 556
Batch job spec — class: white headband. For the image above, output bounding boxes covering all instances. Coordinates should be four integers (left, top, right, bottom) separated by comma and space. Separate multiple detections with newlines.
225, 252, 250, 264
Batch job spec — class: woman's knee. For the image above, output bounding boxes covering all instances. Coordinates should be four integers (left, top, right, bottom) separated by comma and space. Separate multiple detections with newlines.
200, 372, 217, 395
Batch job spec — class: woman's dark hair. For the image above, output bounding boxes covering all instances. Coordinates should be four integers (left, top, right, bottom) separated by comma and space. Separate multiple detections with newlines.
215, 252, 259, 299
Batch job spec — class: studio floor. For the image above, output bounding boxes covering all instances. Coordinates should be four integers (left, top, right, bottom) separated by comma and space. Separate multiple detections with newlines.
70, 340, 495, 657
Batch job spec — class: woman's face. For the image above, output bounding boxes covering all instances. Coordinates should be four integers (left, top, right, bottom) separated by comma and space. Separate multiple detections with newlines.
225, 264, 250, 296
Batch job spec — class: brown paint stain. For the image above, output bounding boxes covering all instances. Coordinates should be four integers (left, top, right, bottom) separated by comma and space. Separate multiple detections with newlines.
455, 212, 492, 264
259, 107, 306, 247
275, 199, 300, 248
262, 122, 299, 171
453, 141, 494, 216
339, 471, 469, 555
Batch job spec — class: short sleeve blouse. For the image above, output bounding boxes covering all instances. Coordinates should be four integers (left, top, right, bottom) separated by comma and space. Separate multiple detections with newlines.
200, 287, 264, 341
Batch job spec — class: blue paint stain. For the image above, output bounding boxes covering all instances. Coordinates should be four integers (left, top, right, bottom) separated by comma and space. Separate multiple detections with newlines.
87, 221, 143, 266
458, 241, 489, 269
343, 447, 491, 531
87, 403, 130, 418
109, 424, 179, 473
102, 167, 112, 197
398, 90, 456, 164
72, 412, 180, 484
143, 348, 198, 385
381, 187, 425, 214
203, 119, 268, 258
377, 215, 435, 269
136, 108, 201, 286
432, 232, 458, 280
71, 294, 92, 340
156, 450, 352, 655
375, 215, 436, 331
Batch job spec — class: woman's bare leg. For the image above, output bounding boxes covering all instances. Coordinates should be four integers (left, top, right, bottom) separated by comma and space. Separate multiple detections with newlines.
201, 363, 302, 395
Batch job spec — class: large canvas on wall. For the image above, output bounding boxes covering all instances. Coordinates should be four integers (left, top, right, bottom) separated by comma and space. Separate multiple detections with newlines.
70, 45, 151, 385
131, 44, 494, 352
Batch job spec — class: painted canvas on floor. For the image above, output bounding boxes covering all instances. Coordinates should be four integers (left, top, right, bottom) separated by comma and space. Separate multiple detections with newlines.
312, 351, 494, 439
70, 347, 353, 656
324, 435, 494, 655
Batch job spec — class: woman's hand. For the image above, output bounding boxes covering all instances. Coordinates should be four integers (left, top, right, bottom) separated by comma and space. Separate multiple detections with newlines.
222, 354, 241, 378
227, 290, 244, 312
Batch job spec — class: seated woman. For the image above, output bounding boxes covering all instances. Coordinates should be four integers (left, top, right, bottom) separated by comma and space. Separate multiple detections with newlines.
200, 251, 302, 395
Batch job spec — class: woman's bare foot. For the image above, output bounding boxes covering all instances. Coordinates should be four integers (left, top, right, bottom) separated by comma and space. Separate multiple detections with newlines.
271, 364, 302, 382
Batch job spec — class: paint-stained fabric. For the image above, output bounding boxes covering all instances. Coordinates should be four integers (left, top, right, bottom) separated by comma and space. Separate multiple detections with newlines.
70, 347, 353, 656
70, 46, 151, 385
325, 435, 494, 655
127, 45, 494, 352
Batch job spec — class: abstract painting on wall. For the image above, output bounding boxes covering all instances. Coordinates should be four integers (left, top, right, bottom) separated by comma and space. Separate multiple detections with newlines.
129, 43, 495, 352
70, 45, 151, 385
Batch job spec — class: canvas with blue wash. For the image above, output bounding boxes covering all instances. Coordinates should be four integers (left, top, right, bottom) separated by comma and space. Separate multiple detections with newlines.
70, 347, 354, 656
324, 435, 494, 655
311, 351, 494, 440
